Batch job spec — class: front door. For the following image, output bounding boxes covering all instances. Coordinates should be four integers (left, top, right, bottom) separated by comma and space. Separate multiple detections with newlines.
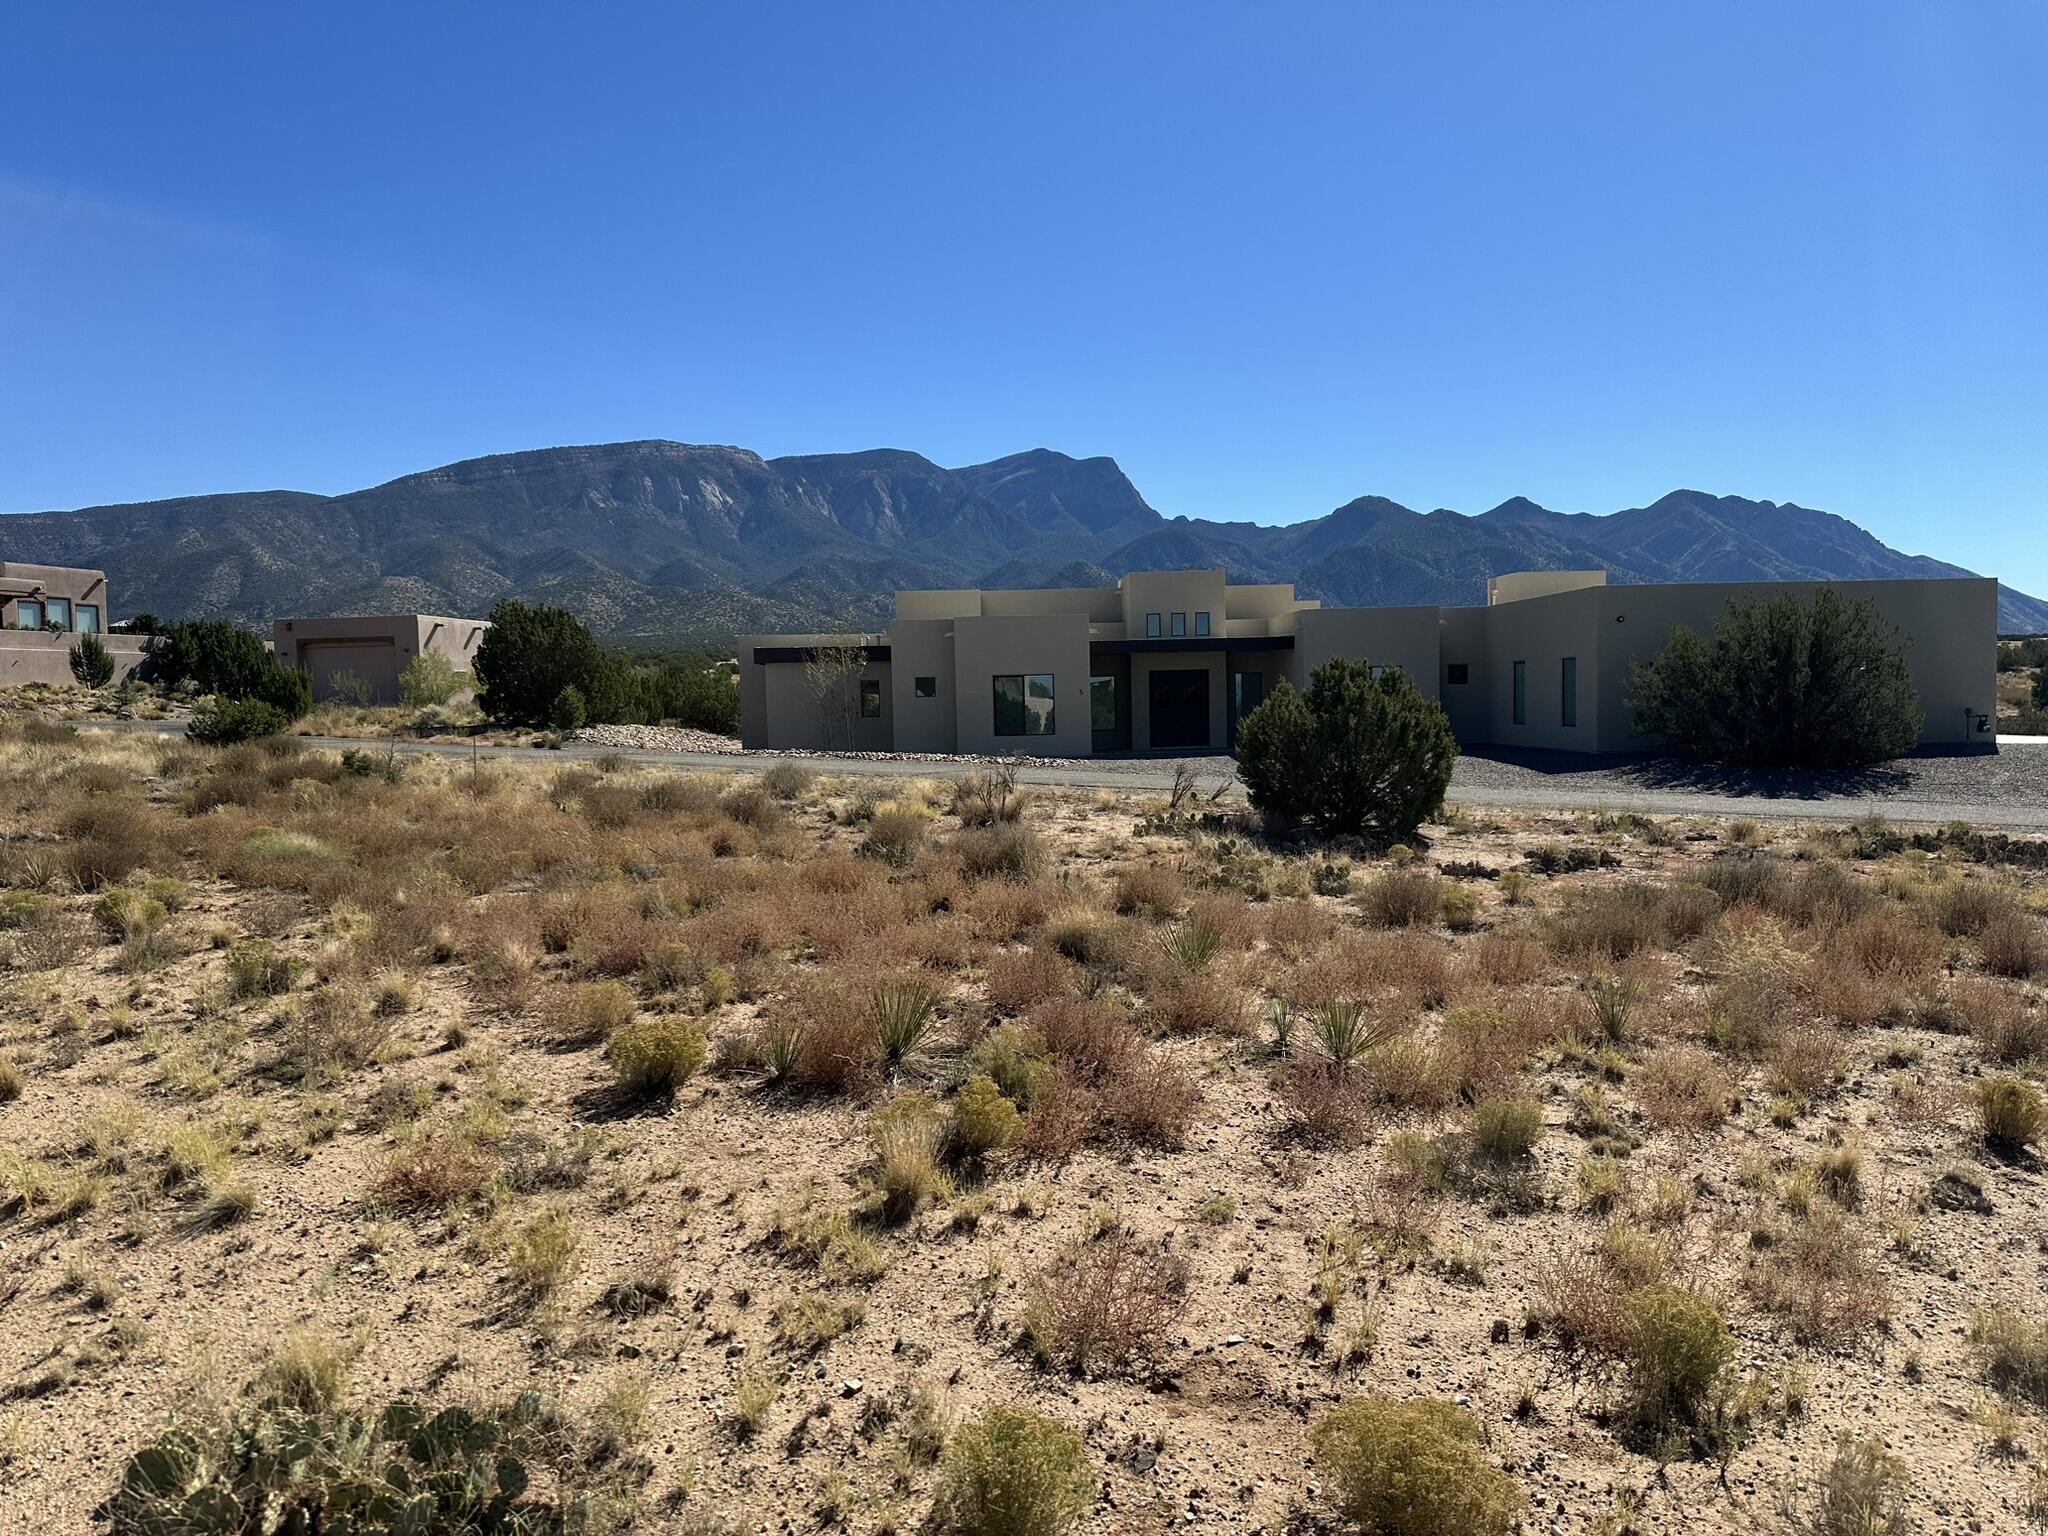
1148, 669, 1209, 750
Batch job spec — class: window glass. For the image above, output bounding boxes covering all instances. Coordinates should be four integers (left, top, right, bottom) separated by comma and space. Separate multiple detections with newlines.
859, 678, 882, 718
1024, 673, 1055, 736
1561, 656, 1578, 727
1233, 670, 1264, 718
914, 675, 936, 698
1090, 676, 1116, 731
1170, 612, 1187, 638
1145, 612, 1161, 638
1513, 660, 1527, 725
45, 597, 71, 630
76, 605, 101, 635
993, 674, 1025, 735
1194, 611, 1211, 637
14, 601, 42, 630
1446, 663, 1469, 685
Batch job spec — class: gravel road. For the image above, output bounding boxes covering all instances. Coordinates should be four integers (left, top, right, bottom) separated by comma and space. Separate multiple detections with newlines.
81, 720, 2048, 831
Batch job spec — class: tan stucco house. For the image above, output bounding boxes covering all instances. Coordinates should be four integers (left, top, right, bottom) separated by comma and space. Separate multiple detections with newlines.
740, 568, 1998, 757
273, 614, 489, 705
0, 561, 150, 686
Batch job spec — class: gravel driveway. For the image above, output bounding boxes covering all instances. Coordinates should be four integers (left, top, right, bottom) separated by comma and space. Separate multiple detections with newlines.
82, 720, 2048, 831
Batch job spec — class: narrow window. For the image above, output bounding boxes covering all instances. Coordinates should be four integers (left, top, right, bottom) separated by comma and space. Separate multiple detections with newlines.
45, 597, 71, 630
1170, 612, 1187, 638
76, 605, 101, 635
1446, 663, 1469, 685
1561, 656, 1578, 727
1513, 660, 1527, 725
913, 675, 936, 698
993, 675, 1024, 736
1194, 611, 1211, 637
1233, 670, 1264, 718
14, 600, 42, 631
1090, 675, 1116, 731
1145, 612, 1162, 638
859, 679, 882, 718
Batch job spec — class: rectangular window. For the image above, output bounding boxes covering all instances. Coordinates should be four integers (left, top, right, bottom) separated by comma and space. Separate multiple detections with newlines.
1090, 675, 1116, 732
1233, 670, 1264, 719
1513, 660, 1527, 725
1194, 611, 1211, 637
859, 679, 882, 718
1446, 663, 1469, 685
44, 597, 71, 630
1170, 612, 1187, 638
913, 675, 936, 698
76, 605, 101, 635
1145, 612, 1162, 638
13, 601, 42, 630
993, 674, 1056, 737
1561, 656, 1578, 727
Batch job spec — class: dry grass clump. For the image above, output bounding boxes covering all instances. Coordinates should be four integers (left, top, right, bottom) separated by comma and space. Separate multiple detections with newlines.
1357, 869, 1443, 928
1972, 1076, 2045, 1153
930, 1404, 1092, 1536
1470, 1096, 1543, 1160
1309, 1396, 1523, 1536
1111, 862, 1184, 918
1635, 1046, 1735, 1130
1956, 977, 2048, 1065
1276, 1060, 1369, 1146
1979, 911, 2048, 979
859, 805, 928, 868
1970, 1307, 2048, 1408
871, 1094, 951, 1222
282, 985, 390, 1077
373, 1130, 496, 1210
1748, 1201, 1889, 1347
986, 946, 1079, 1013
1622, 1283, 1736, 1438
1023, 1229, 1188, 1375
953, 823, 1046, 882
605, 1015, 707, 1096
1544, 882, 1671, 964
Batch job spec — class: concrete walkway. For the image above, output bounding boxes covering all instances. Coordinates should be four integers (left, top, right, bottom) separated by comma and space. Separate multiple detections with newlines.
78, 718, 2048, 833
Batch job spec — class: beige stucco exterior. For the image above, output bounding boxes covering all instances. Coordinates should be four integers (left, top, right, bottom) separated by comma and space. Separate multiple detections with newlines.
0, 561, 149, 686
742, 568, 2000, 757
273, 614, 490, 706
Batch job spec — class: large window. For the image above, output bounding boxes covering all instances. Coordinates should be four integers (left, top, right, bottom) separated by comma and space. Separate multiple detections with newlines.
1194, 611, 1211, 637
1170, 612, 1187, 638
913, 675, 936, 698
1090, 675, 1117, 732
859, 679, 882, 719
13, 601, 42, 631
1145, 612, 1161, 638
1561, 656, 1578, 727
45, 597, 71, 630
1512, 660, 1527, 725
993, 673, 1056, 737
76, 605, 101, 635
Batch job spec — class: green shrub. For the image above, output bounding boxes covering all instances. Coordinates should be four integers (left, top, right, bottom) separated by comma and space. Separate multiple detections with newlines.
69, 632, 115, 687
951, 1074, 1022, 1160
398, 650, 464, 707
1624, 1284, 1734, 1427
227, 939, 301, 998
550, 685, 588, 732
188, 698, 291, 746
1629, 585, 1922, 767
1235, 660, 1457, 838
474, 599, 617, 726
933, 1404, 1093, 1536
1470, 1097, 1543, 1160
1973, 1076, 2046, 1152
606, 1016, 707, 1096
1309, 1395, 1523, 1536
94, 886, 167, 942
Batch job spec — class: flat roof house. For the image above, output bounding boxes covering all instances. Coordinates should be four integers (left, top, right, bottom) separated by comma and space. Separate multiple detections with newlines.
740, 568, 1998, 757
273, 614, 489, 706
0, 561, 150, 687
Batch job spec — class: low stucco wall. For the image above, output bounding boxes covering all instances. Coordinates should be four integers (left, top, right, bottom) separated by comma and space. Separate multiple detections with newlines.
0, 631, 149, 688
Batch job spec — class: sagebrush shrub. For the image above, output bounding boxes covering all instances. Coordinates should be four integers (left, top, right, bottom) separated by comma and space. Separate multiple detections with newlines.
1470, 1097, 1542, 1160
932, 1405, 1092, 1536
606, 1015, 707, 1095
1309, 1395, 1523, 1536
950, 1074, 1022, 1161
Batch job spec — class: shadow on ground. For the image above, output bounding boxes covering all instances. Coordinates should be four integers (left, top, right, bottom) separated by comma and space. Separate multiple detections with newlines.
1458, 744, 1917, 800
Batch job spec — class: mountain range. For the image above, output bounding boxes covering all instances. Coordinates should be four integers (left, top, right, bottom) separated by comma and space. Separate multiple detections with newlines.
6, 441, 2043, 640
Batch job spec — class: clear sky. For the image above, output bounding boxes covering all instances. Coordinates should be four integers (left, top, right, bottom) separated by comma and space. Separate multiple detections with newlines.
3, 2, 2043, 592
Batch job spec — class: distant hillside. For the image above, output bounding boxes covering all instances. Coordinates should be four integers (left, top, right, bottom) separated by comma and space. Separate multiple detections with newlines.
7, 441, 2043, 639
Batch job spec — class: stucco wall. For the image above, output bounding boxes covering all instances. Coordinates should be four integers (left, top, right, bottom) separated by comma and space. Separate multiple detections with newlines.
1, 562, 113, 635
1289, 608, 1443, 699
951, 614, 1092, 756
1474, 586, 1604, 750
0, 631, 149, 688
273, 614, 488, 705
1120, 571, 1226, 640
889, 619, 957, 753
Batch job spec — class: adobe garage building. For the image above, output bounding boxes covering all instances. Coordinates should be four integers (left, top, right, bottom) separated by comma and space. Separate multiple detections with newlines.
273, 614, 489, 706
740, 568, 1998, 757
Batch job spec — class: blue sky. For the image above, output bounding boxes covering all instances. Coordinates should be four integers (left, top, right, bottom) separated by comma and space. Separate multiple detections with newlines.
3, 2, 2044, 592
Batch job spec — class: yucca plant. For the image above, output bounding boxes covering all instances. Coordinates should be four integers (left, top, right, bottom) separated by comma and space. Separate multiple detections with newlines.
1310, 999, 1391, 1074
1587, 971, 1641, 1042
1158, 917, 1222, 974
872, 978, 940, 1070
758, 1019, 804, 1083
1268, 997, 1295, 1055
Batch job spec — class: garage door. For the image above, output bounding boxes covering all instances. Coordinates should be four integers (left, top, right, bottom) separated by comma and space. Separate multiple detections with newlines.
301, 640, 401, 705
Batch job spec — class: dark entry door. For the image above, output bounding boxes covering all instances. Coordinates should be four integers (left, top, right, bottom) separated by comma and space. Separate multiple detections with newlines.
1148, 669, 1209, 749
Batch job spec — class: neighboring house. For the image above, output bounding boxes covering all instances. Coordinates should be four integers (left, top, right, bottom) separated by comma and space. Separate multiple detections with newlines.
0, 561, 150, 686
272, 614, 489, 706
741, 568, 1999, 757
